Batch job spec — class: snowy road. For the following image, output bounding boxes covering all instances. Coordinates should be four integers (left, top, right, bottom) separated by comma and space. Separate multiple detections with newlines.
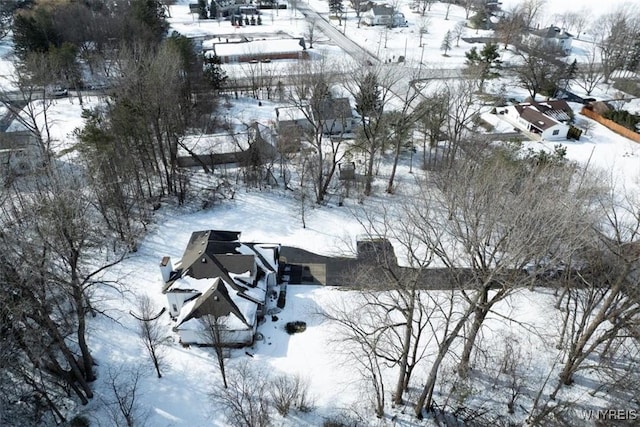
295, 3, 379, 65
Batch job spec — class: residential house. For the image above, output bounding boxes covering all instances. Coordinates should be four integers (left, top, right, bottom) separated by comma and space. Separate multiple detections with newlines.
0, 131, 42, 175
209, 0, 250, 18
176, 122, 277, 167
275, 98, 354, 136
505, 99, 573, 140
524, 26, 573, 55
362, 3, 406, 27
317, 98, 355, 134
205, 38, 307, 63
160, 230, 280, 346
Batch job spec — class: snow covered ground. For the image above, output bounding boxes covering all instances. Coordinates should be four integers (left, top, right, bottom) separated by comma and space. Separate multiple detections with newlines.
82, 190, 619, 426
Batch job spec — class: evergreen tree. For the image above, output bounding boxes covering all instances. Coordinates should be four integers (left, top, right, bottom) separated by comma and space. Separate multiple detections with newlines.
355, 72, 382, 118
464, 42, 501, 91
203, 54, 228, 90
209, 0, 218, 19
12, 8, 61, 57
440, 30, 452, 56
198, 0, 208, 19
329, 0, 344, 19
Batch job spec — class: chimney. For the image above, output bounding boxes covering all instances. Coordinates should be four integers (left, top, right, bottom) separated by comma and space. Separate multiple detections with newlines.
159, 256, 174, 283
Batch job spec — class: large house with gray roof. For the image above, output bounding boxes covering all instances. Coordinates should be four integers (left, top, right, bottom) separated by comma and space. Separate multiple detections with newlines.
160, 230, 280, 346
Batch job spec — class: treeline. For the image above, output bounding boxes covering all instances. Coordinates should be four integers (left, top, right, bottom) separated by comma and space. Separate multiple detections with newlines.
0, 1, 224, 424
328, 145, 640, 423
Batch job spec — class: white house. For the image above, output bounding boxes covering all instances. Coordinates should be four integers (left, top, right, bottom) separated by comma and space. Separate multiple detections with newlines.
160, 230, 280, 346
505, 100, 572, 141
524, 26, 573, 55
363, 4, 392, 26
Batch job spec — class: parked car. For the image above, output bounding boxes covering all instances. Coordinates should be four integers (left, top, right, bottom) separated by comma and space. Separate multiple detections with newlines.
47, 87, 68, 97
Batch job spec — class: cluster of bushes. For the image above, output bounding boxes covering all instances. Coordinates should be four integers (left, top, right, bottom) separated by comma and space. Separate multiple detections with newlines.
211, 362, 314, 426
603, 109, 640, 132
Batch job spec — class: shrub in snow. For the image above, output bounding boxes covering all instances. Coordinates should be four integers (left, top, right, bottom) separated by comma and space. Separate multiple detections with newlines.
269, 373, 314, 416
285, 321, 307, 334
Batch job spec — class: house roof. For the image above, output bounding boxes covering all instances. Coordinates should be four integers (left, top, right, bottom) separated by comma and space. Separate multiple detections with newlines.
531, 26, 573, 39
530, 99, 572, 122
179, 133, 251, 157
371, 5, 393, 16
316, 98, 353, 122
276, 105, 311, 123
520, 106, 560, 131
180, 230, 257, 288
0, 131, 38, 151
175, 277, 250, 328
211, 38, 305, 59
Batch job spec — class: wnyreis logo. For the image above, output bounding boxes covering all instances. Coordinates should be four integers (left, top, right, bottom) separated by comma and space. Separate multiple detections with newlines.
582, 409, 638, 421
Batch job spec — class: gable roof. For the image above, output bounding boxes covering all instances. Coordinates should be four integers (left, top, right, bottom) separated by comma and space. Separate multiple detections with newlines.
371, 5, 393, 16
520, 107, 560, 131
531, 26, 573, 39
179, 230, 257, 289
530, 99, 572, 122
175, 277, 250, 327
316, 98, 353, 122
0, 131, 38, 152
513, 100, 573, 130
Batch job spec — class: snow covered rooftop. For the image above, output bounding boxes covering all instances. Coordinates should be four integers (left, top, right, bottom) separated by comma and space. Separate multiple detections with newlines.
211, 38, 305, 58
178, 133, 251, 157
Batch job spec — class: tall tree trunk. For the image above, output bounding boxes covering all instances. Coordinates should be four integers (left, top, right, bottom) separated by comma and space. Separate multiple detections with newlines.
415, 315, 468, 418
393, 290, 415, 404
365, 146, 375, 196
74, 283, 95, 382
386, 137, 403, 194
457, 305, 488, 377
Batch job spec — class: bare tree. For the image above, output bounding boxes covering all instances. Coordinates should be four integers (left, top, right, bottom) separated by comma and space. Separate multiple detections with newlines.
349, 0, 365, 27
385, 69, 424, 193
495, 6, 526, 49
514, 39, 571, 99
411, 145, 590, 417
1, 52, 60, 161
344, 64, 400, 196
520, 0, 546, 29
346, 204, 440, 406
595, 9, 640, 83
201, 315, 229, 388
210, 360, 270, 427
452, 21, 465, 47
443, 79, 476, 165
550, 184, 640, 398
324, 295, 391, 417
132, 295, 168, 378
564, 9, 591, 39
286, 57, 346, 203
414, 85, 449, 169
417, 16, 431, 48
102, 366, 147, 427
572, 43, 604, 96
414, 0, 435, 17
269, 373, 314, 416
305, 20, 318, 48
